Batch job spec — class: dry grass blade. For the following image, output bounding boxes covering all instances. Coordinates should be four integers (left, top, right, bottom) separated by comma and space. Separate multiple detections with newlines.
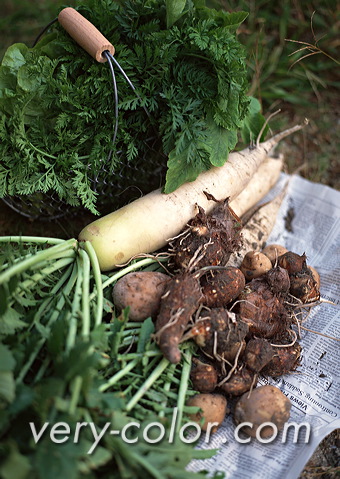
285, 11, 340, 68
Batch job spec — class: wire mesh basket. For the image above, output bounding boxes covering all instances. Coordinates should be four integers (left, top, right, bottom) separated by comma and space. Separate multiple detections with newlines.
2, 138, 167, 221
1, 9, 168, 221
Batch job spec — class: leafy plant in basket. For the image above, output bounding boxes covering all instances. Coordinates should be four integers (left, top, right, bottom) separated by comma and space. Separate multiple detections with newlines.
0, 0, 265, 215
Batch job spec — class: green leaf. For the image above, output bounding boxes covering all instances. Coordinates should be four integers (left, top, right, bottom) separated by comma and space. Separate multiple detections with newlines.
0, 284, 8, 315
205, 120, 238, 167
78, 443, 112, 474
1, 43, 28, 71
35, 438, 88, 479
0, 345, 16, 402
164, 147, 207, 193
0, 441, 31, 479
0, 371, 15, 403
240, 96, 268, 143
198, 8, 248, 30
166, 0, 187, 28
0, 343, 16, 371
137, 318, 155, 354
17, 64, 43, 93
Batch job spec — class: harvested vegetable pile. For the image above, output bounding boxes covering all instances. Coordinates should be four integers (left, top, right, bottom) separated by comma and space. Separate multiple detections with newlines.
0, 166, 327, 478
112, 197, 321, 435
0, 1, 330, 476
0, 0, 265, 214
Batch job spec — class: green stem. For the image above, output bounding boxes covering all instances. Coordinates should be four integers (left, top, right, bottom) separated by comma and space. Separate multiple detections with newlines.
98, 357, 140, 393
34, 357, 50, 383
31, 263, 74, 326
176, 348, 192, 433
0, 236, 65, 245
79, 249, 91, 338
125, 357, 170, 412
16, 262, 79, 384
14, 256, 75, 297
66, 262, 83, 352
159, 363, 177, 418
116, 350, 161, 361
129, 450, 167, 479
0, 239, 77, 285
82, 241, 103, 327
69, 375, 83, 415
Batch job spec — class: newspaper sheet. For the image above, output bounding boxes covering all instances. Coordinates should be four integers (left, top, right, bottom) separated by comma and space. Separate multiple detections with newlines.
187, 173, 340, 479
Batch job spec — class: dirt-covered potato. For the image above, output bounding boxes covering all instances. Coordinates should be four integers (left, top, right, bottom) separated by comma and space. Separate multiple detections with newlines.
234, 385, 291, 438
262, 244, 288, 265
240, 251, 272, 281
187, 393, 228, 432
112, 271, 170, 321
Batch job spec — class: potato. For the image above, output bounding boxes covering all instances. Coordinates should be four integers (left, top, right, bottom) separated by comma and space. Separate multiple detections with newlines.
234, 385, 291, 438
240, 251, 272, 281
187, 393, 228, 432
112, 271, 170, 321
262, 244, 288, 265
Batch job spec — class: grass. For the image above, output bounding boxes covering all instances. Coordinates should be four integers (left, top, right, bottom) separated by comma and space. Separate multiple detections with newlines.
218, 0, 340, 189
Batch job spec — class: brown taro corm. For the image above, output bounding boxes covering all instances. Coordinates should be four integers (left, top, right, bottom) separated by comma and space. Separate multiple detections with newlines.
170, 198, 242, 272
190, 357, 218, 393
289, 268, 320, 303
195, 308, 249, 363
201, 267, 245, 308
219, 366, 257, 396
154, 272, 203, 364
277, 251, 308, 274
237, 277, 291, 338
243, 338, 274, 373
262, 342, 302, 377
277, 251, 320, 302
265, 266, 290, 294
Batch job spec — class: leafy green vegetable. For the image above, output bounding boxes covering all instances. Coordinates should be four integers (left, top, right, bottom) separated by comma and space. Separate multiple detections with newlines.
0, 237, 221, 478
0, 0, 264, 214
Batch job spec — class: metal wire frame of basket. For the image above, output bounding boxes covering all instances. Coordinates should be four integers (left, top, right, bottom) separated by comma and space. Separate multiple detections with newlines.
2, 139, 168, 221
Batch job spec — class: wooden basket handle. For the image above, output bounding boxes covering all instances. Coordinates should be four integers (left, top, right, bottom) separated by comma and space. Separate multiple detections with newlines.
58, 7, 115, 63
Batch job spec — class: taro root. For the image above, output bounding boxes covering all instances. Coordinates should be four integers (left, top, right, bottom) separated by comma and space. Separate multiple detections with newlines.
237, 279, 291, 338
243, 338, 274, 373
190, 358, 218, 393
195, 309, 249, 363
201, 267, 245, 308
112, 271, 170, 321
240, 251, 272, 281
234, 385, 291, 438
219, 367, 256, 396
289, 268, 320, 303
278, 251, 307, 274
154, 272, 203, 364
262, 244, 288, 266
187, 393, 228, 432
170, 199, 242, 272
262, 342, 302, 377
265, 266, 290, 294
308, 266, 320, 291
